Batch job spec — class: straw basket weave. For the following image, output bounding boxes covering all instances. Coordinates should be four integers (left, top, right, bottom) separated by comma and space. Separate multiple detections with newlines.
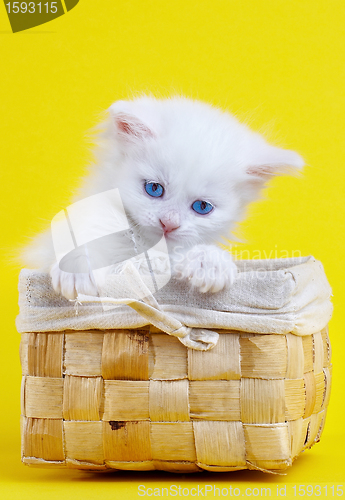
17, 257, 333, 473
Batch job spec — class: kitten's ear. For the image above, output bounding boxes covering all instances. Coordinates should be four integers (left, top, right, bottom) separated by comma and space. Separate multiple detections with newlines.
109, 101, 156, 142
245, 139, 304, 180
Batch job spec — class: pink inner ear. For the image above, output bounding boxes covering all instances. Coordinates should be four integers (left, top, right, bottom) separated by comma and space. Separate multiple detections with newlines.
117, 119, 135, 135
246, 165, 276, 178
115, 114, 154, 139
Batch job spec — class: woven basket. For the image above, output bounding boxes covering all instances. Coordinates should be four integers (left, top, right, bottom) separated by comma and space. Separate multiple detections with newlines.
17, 257, 333, 473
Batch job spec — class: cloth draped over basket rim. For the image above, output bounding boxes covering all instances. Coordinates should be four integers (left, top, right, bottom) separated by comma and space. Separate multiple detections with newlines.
16, 255, 333, 351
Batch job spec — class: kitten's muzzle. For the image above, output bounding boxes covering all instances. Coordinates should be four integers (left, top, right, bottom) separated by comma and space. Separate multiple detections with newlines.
159, 211, 180, 234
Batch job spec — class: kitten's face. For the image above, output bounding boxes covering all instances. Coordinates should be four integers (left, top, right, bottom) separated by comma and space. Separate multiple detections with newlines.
97, 96, 303, 250
117, 139, 243, 249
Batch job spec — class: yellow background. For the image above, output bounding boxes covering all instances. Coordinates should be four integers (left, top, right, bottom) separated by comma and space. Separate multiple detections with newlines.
0, 1, 344, 498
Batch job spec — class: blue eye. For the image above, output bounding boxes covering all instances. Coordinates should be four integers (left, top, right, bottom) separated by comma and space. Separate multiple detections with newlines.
192, 200, 214, 215
145, 181, 164, 197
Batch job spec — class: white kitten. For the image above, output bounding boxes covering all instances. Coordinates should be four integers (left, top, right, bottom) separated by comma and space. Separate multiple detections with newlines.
22, 96, 304, 299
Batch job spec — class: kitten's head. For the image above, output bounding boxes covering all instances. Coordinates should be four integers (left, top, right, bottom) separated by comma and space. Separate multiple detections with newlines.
95, 96, 303, 249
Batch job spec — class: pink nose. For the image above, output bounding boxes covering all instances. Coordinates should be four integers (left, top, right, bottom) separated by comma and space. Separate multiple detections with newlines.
160, 211, 180, 234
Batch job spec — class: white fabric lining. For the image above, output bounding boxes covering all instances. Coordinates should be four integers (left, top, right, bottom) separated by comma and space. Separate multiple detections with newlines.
16, 256, 333, 349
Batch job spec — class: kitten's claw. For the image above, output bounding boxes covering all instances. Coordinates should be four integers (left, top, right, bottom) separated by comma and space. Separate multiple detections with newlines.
50, 262, 100, 300
174, 244, 237, 293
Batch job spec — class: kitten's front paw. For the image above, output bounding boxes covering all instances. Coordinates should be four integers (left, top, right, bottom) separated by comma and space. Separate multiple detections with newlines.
174, 245, 237, 293
50, 262, 100, 300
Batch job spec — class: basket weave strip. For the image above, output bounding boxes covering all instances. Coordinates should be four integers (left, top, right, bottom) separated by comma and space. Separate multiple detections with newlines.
20, 326, 332, 473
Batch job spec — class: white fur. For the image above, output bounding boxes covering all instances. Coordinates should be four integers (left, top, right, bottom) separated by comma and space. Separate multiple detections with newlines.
21, 96, 304, 299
